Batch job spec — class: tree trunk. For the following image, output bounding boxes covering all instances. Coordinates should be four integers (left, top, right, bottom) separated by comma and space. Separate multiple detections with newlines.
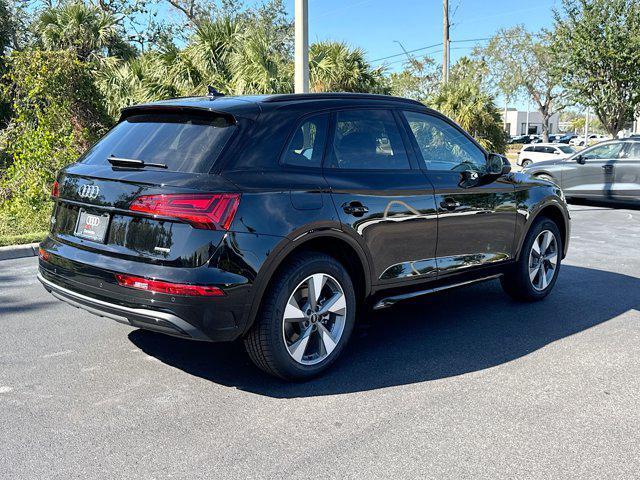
540, 113, 550, 143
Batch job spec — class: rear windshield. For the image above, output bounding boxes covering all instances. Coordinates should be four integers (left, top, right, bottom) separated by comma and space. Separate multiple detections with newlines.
81, 112, 236, 173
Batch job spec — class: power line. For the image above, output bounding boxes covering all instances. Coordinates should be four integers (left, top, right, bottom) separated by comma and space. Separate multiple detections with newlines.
370, 37, 490, 63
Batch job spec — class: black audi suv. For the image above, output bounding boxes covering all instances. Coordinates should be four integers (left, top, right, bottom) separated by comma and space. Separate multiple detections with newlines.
38, 93, 570, 380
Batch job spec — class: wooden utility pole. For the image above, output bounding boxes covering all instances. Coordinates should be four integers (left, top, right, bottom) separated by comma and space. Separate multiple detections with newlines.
442, 0, 450, 83
295, 0, 309, 93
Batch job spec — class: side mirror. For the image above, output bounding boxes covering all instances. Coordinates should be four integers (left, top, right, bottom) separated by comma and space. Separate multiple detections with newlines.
486, 153, 510, 175
576, 155, 586, 165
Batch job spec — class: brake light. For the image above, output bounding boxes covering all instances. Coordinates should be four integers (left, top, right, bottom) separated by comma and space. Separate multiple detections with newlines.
129, 193, 240, 230
38, 247, 50, 261
115, 274, 224, 297
51, 180, 60, 198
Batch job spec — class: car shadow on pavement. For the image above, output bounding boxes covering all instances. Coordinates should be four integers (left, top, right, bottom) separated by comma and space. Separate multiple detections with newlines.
128, 265, 639, 398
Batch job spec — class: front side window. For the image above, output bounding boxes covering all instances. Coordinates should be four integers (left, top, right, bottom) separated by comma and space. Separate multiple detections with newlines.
282, 114, 328, 168
582, 142, 625, 160
402, 111, 486, 172
81, 113, 236, 173
327, 109, 410, 170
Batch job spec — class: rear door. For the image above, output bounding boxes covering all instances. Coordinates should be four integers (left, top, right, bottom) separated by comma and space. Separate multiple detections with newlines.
400, 110, 516, 277
323, 108, 439, 284
562, 142, 625, 200
614, 142, 640, 201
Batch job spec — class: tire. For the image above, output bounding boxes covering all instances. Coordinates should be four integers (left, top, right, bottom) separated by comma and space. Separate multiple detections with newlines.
244, 251, 356, 380
521, 159, 533, 168
501, 216, 562, 302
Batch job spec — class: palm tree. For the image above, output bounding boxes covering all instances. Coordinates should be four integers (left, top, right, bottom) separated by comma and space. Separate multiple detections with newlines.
230, 25, 293, 94
431, 58, 506, 153
310, 41, 388, 93
38, 2, 120, 61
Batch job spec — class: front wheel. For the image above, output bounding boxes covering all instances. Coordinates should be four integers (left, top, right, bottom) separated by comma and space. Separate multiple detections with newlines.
244, 252, 356, 380
501, 217, 562, 301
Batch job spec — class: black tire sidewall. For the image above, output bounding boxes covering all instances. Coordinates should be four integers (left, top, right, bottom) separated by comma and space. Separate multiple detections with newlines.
264, 254, 356, 380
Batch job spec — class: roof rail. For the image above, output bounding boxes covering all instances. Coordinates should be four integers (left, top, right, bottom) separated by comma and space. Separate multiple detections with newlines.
262, 92, 424, 107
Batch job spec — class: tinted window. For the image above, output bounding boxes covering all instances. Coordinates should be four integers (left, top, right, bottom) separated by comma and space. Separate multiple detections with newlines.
282, 114, 328, 168
81, 113, 236, 173
524, 146, 534, 152
621, 142, 640, 159
328, 109, 410, 170
582, 142, 625, 160
403, 111, 486, 172
558, 146, 575, 154
543, 147, 556, 154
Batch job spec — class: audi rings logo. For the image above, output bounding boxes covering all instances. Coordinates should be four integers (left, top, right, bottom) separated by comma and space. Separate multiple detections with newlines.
78, 184, 100, 199
85, 216, 101, 227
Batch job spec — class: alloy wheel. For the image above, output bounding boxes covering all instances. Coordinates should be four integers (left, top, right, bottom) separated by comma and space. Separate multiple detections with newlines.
282, 273, 347, 366
528, 230, 558, 291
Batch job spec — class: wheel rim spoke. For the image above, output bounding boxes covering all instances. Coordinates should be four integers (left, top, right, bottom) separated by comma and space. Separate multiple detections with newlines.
317, 323, 337, 356
317, 291, 346, 316
283, 297, 306, 323
307, 274, 326, 310
289, 326, 312, 362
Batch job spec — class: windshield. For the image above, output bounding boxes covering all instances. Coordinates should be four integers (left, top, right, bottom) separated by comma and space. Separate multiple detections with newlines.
80, 113, 236, 173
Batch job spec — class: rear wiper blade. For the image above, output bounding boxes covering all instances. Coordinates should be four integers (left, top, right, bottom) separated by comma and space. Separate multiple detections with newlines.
108, 156, 167, 169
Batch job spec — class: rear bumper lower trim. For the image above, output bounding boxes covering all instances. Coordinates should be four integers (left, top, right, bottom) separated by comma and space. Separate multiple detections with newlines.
37, 273, 210, 341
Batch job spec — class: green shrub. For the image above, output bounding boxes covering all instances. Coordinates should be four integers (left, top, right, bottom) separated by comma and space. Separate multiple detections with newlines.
0, 50, 110, 237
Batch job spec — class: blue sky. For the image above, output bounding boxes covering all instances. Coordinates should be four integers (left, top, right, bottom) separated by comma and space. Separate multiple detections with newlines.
291, 0, 561, 70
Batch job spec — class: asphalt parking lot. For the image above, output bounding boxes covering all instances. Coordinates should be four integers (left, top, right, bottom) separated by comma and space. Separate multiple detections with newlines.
1, 203, 639, 479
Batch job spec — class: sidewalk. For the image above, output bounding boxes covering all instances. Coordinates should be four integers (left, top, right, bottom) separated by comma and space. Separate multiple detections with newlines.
0, 243, 40, 261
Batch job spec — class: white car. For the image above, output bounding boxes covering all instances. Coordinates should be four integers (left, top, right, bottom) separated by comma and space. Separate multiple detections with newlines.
569, 134, 608, 147
517, 143, 576, 167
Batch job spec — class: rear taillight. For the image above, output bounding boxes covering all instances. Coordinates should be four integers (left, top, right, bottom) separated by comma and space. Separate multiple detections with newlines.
51, 180, 60, 198
38, 247, 50, 262
129, 193, 240, 230
115, 274, 224, 297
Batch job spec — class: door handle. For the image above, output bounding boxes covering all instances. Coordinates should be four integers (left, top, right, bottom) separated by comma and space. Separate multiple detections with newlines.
342, 202, 369, 216
440, 198, 461, 210
602, 164, 614, 172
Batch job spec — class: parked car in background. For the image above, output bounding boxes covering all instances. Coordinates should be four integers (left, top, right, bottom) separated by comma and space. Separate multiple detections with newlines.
570, 134, 608, 147
508, 134, 541, 145
37, 93, 571, 380
523, 139, 640, 204
518, 143, 576, 167
555, 133, 578, 144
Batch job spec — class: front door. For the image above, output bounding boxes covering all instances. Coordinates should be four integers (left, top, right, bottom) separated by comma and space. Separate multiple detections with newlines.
400, 110, 517, 278
322, 108, 439, 285
562, 142, 625, 200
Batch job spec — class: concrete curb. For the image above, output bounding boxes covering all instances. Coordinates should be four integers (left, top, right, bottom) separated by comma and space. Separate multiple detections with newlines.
0, 243, 40, 261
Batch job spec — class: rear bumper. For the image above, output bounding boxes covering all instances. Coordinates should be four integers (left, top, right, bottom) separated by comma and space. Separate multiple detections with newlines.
38, 273, 211, 341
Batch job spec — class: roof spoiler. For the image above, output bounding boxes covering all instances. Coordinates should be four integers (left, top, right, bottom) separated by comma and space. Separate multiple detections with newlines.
118, 104, 237, 125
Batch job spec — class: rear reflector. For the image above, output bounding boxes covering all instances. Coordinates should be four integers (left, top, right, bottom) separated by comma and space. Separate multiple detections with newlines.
51, 181, 60, 198
129, 193, 240, 230
115, 274, 224, 297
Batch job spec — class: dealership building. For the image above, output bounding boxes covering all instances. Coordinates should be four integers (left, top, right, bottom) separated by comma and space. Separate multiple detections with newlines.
501, 109, 561, 137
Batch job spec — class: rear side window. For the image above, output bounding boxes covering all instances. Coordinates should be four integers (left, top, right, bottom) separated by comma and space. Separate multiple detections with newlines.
282, 114, 328, 168
81, 113, 236, 173
327, 109, 410, 170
